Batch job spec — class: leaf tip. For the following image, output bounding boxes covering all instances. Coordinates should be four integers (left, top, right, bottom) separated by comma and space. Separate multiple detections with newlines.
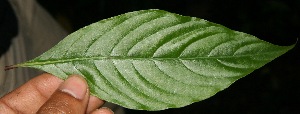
285, 37, 298, 50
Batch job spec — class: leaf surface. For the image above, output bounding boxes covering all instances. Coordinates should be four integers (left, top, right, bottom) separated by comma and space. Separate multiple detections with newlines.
16, 9, 294, 110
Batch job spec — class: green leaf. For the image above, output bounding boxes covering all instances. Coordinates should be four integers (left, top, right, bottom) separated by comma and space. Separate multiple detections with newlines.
14, 9, 294, 110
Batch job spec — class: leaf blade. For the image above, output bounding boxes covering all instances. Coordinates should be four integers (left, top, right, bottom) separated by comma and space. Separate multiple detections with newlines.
16, 9, 295, 110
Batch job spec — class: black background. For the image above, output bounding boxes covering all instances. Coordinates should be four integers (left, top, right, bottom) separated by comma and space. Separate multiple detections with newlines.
0, 0, 17, 56
4, 0, 300, 113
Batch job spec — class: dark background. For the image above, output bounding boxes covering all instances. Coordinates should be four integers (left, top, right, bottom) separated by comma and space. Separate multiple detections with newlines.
2, 0, 300, 113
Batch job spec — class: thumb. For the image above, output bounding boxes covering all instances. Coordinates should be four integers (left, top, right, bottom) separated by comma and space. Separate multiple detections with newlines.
37, 75, 89, 114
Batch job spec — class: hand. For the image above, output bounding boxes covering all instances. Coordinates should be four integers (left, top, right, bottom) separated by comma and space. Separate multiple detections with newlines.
0, 73, 113, 114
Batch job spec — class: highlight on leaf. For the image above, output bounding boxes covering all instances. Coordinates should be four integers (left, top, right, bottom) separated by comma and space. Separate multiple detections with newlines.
8, 9, 295, 110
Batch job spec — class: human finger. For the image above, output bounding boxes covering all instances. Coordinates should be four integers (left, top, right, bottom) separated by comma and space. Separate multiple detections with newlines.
90, 107, 114, 114
37, 75, 89, 114
0, 73, 63, 113
86, 95, 106, 113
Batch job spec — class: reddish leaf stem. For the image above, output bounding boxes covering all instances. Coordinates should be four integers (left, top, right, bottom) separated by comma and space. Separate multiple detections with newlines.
4, 65, 18, 71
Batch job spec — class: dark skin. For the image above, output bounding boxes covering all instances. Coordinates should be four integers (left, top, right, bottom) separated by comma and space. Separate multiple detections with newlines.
0, 73, 113, 114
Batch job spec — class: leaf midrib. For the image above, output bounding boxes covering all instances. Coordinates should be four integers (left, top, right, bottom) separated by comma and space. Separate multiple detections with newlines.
18, 52, 280, 67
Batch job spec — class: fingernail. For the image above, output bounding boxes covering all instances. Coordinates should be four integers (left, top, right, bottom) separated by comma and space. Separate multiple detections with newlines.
94, 107, 114, 114
59, 75, 87, 100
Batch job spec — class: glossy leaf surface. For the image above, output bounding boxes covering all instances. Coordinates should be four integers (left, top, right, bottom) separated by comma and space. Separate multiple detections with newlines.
16, 10, 294, 110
